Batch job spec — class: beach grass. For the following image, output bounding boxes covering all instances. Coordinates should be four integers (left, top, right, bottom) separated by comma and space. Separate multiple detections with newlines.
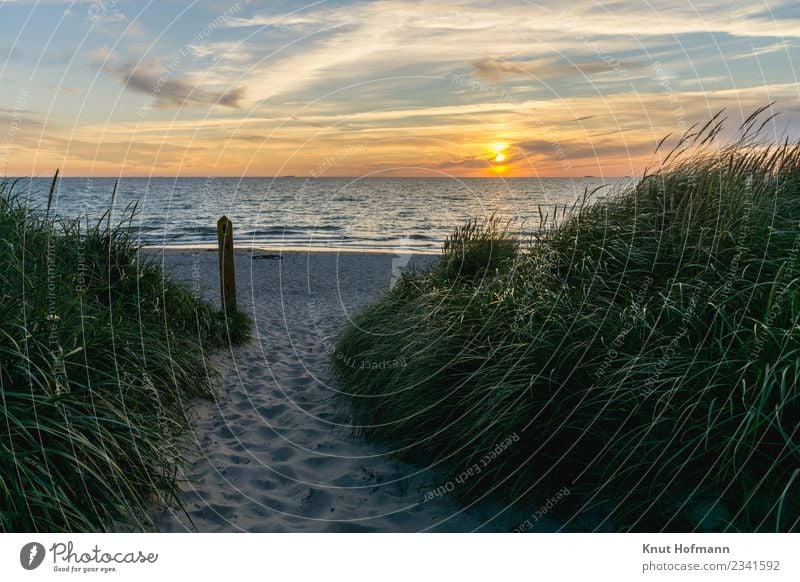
332, 110, 800, 531
0, 179, 250, 532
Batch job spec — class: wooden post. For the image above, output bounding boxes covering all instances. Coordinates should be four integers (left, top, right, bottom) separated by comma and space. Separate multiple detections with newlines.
217, 215, 236, 312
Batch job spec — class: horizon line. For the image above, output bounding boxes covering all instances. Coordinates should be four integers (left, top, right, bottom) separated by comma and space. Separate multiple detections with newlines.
9, 174, 631, 180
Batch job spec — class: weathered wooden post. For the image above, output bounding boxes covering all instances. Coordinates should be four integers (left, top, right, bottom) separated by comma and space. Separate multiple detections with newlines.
217, 215, 236, 312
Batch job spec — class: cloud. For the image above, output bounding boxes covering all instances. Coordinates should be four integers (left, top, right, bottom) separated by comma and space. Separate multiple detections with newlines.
40, 49, 76, 67
46, 84, 82, 95
471, 57, 642, 82
0, 45, 25, 62
189, 41, 253, 64
224, 14, 325, 29
103, 60, 247, 109
471, 57, 549, 81
516, 138, 655, 161
89, 46, 112, 63
89, 10, 126, 24
728, 41, 795, 60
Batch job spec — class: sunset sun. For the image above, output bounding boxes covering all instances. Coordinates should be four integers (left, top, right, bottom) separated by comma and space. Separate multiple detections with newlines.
490, 142, 509, 164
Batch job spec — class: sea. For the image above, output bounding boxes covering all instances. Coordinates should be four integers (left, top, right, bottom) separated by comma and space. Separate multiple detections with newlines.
11, 176, 628, 254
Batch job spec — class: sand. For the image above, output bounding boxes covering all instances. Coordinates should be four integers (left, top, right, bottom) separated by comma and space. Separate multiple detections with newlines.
148, 248, 551, 532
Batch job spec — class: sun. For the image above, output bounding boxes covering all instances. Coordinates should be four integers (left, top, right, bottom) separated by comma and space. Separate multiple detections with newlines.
485, 142, 511, 175
489, 142, 508, 163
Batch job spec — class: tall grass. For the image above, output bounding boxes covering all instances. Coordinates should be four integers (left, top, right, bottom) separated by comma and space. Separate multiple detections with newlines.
332, 109, 800, 531
0, 179, 249, 532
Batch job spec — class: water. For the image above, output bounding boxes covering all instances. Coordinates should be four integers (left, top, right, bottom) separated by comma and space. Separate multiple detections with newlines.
12, 176, 626, 253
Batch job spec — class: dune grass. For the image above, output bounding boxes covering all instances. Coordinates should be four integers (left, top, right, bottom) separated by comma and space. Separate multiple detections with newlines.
332, 110, 800, 531
0, 179, 250, 532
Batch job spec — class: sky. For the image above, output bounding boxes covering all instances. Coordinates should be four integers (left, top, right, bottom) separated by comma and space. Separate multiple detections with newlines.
1, 0, 799, 177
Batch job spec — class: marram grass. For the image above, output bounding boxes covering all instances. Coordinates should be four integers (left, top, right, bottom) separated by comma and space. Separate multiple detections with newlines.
332, 110, 800, 532
0, 180, 250, 532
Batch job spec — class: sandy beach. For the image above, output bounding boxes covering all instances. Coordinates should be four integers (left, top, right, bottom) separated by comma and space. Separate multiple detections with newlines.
148, 248, 545, 532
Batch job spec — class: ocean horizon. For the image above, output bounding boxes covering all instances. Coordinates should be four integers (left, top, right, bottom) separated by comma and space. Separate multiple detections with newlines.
15, 176, 627, 253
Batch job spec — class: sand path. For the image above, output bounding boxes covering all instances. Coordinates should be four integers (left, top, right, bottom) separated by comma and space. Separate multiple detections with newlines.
150, 250, 544, 532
